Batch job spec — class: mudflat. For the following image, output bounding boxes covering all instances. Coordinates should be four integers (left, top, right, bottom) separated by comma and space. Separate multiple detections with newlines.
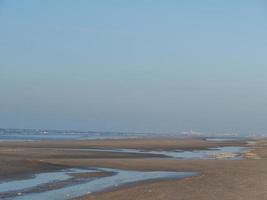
0, 138, 246, 150
0, 138, 266, 200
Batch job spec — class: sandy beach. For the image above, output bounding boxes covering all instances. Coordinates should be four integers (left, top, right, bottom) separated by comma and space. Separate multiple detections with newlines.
0, 138, 266, 200
3, 1, 267, 199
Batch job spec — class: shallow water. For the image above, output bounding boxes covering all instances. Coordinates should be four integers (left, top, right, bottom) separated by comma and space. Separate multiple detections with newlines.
0, 168, 99, 194
205, 137, 245, 142
72, 146, 245, 159
0, 168, 197, 200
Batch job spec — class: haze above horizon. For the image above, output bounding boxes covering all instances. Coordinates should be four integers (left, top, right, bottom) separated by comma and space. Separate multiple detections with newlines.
1, 1, 267, 135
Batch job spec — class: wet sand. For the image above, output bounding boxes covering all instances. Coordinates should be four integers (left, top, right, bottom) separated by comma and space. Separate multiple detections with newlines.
0, 138, 266, 200
0, 138, 246, 150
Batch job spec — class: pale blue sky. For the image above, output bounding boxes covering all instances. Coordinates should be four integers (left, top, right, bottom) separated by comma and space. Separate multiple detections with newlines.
1, 0, 267, 134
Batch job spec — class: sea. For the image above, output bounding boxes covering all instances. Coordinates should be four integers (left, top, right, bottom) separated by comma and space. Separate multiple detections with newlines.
0, 128, 152, 141
0, 128, 250, 141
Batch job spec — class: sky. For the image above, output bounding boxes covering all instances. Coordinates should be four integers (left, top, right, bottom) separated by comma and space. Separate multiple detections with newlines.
1, 0, 267, 135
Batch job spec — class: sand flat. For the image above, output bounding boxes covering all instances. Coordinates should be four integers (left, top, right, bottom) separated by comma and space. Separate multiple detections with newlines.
0, 138, 266, 200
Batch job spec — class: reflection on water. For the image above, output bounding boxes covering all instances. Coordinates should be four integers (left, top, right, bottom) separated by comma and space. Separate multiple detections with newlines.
205, 137, 245, 142
0, 169, 98, 193
0, 168, 197, 200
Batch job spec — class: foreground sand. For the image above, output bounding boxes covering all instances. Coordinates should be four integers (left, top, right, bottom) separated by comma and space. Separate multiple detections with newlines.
0, 138, 267, 200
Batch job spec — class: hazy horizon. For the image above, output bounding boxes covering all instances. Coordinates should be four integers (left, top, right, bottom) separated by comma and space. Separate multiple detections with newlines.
1, 1, 267, 135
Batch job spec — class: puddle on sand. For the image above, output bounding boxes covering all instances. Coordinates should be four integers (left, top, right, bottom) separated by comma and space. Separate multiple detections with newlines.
0, 168, 197, 200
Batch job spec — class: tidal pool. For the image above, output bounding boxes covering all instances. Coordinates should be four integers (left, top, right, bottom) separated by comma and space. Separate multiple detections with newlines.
73, 146, 245, 159
205, 137, 245, 142
0, 168, 197, 200
0, 168, 98, 193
